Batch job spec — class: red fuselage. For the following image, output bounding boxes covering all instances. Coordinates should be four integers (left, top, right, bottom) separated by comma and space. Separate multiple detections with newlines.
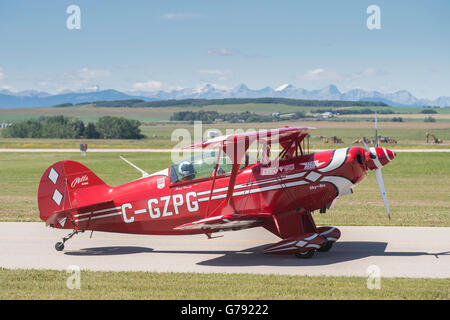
57, 146, 394, 235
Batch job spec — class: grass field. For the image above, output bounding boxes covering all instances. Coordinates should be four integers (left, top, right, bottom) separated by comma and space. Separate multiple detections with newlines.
0, 268, 448, 299
1, 104, 450, 124
1, 120, 450, 150
0, 151, 449, 226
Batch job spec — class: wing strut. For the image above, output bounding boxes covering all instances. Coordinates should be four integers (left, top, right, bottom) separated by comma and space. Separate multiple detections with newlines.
224, 136, 249, 204
205, 144, 223, 218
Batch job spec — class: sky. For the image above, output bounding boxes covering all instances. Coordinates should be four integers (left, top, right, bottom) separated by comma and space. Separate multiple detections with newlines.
0, 0, 449, 99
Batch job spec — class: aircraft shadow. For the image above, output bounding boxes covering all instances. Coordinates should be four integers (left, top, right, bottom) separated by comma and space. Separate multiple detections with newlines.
65, 246, 154, 256
196, 242, 447, 267
64, 242, 448, 267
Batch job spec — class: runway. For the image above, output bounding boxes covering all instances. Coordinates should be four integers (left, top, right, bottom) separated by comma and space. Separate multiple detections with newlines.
0, 223, 449, 278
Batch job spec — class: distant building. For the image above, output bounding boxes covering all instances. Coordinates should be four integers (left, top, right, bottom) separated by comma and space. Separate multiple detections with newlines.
319, 112, 334, 119
0, 123, 12, 128
279, 113, 295, 119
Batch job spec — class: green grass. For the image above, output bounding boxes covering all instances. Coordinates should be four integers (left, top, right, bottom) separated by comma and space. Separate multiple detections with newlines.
0, 269, 447, 299
0, 152, 449, 226
1, 104, 450, 124
2, 120, 449, 149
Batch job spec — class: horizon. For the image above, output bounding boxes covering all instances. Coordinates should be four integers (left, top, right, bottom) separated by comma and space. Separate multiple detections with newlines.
1, 1, 449, 99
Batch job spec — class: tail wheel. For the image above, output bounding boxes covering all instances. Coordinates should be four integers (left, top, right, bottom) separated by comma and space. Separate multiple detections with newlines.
318, 241, 334, 252
55, 242, 65, 251
295, 250, 315, 259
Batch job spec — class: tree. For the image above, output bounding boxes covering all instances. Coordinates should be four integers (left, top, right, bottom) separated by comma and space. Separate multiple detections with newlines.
291, 111, 306, 119
95, 116, 144, 139
85, 122, 100, 139
421, 109, 438, 114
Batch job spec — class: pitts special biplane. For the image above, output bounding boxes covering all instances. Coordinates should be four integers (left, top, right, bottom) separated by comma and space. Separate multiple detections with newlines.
38, 125, 395, 258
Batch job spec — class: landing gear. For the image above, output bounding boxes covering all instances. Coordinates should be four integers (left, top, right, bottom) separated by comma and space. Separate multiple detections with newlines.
55, 229, 84, 251
318, 240, 334, 252
295, 250, 315, 259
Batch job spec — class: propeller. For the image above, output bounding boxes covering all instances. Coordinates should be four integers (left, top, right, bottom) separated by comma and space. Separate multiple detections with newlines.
362, 112, 391, 220
362, 137, 376, 159
375, 168, 391, 220
374, 111, 378, 148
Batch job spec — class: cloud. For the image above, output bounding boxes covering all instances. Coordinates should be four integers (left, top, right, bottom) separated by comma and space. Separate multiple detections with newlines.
197, 69, 232, 76
162, 13, 203, 20
207, 48, 240, 56
0, 67, 4, 81
131, 80, 164, 92
349, 68, 389, 79
206, 48, 267, 59
298, 68, 341, 81
298, 67, 388, 81
77, 67, 111, 79
82, 85, 101, 92
0, 85, 13, 91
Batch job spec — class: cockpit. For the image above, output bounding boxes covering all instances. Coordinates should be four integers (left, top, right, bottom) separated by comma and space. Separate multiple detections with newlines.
170, 150, 254, 184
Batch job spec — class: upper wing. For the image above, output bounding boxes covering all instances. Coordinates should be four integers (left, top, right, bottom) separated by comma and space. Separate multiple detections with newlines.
185, 126, 315, 150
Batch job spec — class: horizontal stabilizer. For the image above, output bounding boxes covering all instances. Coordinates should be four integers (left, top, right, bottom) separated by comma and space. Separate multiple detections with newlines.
46, 200, 115, 228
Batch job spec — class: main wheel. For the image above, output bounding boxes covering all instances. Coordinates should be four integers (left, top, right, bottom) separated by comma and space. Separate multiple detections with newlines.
318, 241, 334, 252
55, 242, 64, 251
295, 250, 315, 259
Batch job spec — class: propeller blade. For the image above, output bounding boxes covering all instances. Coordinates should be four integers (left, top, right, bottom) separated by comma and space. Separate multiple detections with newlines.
362, 137, 376, 159
374, 112, 378, 147
375, 168, 391, 220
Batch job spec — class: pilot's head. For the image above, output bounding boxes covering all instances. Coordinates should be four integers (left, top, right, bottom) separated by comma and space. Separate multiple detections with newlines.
178, 161, 195, 180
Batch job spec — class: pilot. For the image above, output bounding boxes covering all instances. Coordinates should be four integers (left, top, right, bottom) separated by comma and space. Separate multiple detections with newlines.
178, 161, 195, 181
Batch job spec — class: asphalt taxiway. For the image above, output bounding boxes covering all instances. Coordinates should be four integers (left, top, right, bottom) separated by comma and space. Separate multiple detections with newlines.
1, 223, 449, 278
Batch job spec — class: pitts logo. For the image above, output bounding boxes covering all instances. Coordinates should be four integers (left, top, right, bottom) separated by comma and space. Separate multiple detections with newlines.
71, 175, 89, 188
300, 160, 326, 170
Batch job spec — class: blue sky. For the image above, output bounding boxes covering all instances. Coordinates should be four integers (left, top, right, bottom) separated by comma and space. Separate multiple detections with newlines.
0, 0, 449, 98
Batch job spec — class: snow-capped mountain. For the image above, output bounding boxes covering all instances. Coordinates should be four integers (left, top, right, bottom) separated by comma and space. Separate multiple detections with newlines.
0, 89, 148, 108
0, 84, 449, 108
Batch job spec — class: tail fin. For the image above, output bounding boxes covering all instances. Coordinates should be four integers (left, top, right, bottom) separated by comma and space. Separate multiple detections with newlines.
38, 160, 111, 223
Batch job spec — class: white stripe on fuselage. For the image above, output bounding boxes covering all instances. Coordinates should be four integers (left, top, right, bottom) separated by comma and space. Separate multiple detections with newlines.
318, 148, 349, 173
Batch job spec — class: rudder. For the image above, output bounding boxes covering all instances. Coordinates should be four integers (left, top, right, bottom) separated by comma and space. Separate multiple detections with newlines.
38, 160, 110, 223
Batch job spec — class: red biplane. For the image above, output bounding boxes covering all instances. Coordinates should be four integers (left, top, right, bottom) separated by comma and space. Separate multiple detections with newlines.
38, 125, 395, 258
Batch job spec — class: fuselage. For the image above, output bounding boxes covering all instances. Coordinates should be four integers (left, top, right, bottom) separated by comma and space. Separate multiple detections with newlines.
73, 146, 395, 235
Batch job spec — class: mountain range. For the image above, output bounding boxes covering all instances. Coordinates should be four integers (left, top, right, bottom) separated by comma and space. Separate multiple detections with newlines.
0, 84, 449, 108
